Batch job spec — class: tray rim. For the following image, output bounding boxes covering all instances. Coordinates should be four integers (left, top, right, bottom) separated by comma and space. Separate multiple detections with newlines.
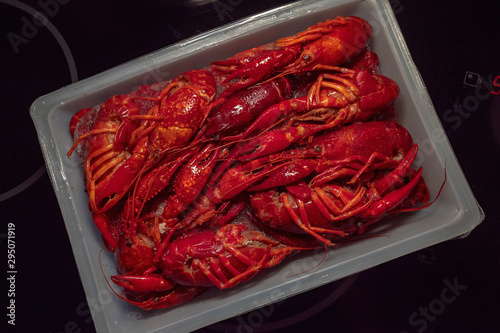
30, 0, 485, 332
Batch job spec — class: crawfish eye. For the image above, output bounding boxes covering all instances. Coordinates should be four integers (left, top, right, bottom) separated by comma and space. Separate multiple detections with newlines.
314, 145, 321, 152
126, 239, 133, 247
303, 54, 310, 61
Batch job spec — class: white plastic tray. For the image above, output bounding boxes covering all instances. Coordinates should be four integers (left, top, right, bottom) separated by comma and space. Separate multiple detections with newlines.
31, 0, 484, 332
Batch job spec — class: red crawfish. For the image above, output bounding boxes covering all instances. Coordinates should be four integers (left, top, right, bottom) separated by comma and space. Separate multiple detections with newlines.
248, 121, 430, 245
109, 220, 315, 310
210, 16, 372, 95
215, 66, 399, 168
194, 76, 291, 141
67, 70, 217, 215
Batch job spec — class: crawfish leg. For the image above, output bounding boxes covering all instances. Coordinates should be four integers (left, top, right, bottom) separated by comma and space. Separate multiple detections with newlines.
111, 274, 174, 293
280, 193, 336, 246
194, 252, 270, 289
123, 286, 208, 311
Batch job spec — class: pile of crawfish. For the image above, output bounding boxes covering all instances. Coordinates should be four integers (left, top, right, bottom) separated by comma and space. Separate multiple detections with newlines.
68, 16, 432, 310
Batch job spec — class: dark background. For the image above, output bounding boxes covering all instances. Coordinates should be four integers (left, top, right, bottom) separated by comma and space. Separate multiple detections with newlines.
1, 0, 499, 332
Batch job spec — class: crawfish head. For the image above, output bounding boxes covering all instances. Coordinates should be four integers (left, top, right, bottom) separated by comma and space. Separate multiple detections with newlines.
307, 68, 400, 123
161, 230, 224, 287
250, 187, 358, 237
161, 224, 293, 289
353, 71, 400, 119
277, 16, 373, 74
307, 121, 413, 162
114, 233, 156, 275
149, 70, 217, 151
